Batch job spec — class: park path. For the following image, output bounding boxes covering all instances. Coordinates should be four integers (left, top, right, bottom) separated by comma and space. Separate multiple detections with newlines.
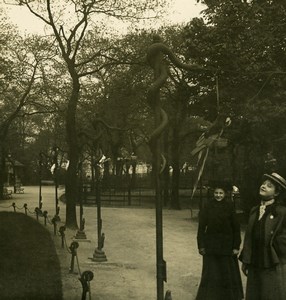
0, 186, 247, 300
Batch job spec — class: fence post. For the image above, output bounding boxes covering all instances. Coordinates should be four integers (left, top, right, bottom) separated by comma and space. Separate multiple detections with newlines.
43, 211, 48, 226
92, 179, 107, 262
23, 203, 27, 215
35, 207, 42, 221
59, 226, 66, 249
79, 270, 94, 300
69, 241, 79, 274
51, 216, 58, 236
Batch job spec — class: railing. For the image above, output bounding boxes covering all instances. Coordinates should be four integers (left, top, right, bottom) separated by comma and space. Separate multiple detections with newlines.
81, 176, 244, 213
82, 185, 206, 210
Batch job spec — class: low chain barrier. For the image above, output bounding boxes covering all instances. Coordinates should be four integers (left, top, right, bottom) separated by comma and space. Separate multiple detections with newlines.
0, 202, 94, 299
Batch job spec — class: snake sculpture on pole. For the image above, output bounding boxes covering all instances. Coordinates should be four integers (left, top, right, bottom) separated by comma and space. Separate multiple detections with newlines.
146, 35, 204, 152
146, 35, 210, 300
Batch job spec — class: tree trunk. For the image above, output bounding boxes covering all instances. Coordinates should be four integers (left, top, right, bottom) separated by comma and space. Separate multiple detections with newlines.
0, 146, 6, 200
65, 77, 80, 229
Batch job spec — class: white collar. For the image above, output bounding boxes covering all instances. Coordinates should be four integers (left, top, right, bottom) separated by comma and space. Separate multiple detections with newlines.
260, 199, 275, 206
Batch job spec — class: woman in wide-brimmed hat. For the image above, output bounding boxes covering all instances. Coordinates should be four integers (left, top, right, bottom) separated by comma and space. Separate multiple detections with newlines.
240, 172, 286, 300
196, 181, 243, 300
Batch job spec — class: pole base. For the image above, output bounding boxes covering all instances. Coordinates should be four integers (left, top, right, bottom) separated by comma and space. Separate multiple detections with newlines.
74, 230, 87, 240
165, 290, 172, 300
91, 248, 107, 262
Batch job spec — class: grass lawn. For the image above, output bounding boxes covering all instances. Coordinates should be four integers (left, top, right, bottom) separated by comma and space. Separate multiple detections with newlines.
0, 212, 62, 300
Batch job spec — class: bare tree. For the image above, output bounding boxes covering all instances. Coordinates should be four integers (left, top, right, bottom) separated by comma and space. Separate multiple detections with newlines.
16, 0, 168, 228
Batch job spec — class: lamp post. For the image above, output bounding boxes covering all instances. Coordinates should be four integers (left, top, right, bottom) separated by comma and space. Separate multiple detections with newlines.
75, 160, 87, 239
92, 154, 107, 262
38, 152, 44, 210
127, 154, 137, 206
51, 146, 60, 221
7, 152, 12, 187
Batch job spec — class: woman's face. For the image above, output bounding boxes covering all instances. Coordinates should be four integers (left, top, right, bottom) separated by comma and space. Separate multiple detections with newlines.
214, 188, 225, 201
259, 179, 278, 200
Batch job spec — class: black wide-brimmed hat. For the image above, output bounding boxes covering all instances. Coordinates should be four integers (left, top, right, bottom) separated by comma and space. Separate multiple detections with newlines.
262, 172, 286, 190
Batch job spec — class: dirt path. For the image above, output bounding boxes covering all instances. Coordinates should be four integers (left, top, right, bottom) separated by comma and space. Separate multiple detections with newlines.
56, 207, 200, 300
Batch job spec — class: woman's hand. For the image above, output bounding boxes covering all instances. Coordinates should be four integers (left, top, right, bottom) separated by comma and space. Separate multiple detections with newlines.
199, 248, 206, 256
232, 249, 239, 256
241, 263, 248, 276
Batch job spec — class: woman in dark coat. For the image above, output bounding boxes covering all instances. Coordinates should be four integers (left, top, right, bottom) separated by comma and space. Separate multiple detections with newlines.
240, 172, 286, 300
196, 182, 243, 300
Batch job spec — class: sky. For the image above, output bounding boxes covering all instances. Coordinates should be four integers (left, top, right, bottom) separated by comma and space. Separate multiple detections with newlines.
2, 0, 205, 35
168, 0, 205, 23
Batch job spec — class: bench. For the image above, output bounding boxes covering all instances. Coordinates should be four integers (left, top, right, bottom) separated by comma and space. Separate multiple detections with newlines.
15, 184, 24, 194
3, 188, 13, 199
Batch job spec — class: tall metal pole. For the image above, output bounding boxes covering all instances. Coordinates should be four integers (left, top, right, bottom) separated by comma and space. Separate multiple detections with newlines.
52, 146, 60, 221
75, 160, 87, 239
92, 159, 107, 262
155, 138, 166, 300
96, 178, 102, 249
147, 36, 169, 300
154, 81, 166, 300
39, 153, 43, 210
146, 35, 206, 300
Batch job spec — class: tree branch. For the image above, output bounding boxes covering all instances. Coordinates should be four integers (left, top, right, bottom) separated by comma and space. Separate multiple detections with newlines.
0, 62, 38, 137
25, 1, 52, 25
75, 50, 102, 67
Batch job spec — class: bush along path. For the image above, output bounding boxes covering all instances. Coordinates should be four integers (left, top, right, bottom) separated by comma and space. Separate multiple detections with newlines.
0, 211, 63, 300
0, 199, 96, 300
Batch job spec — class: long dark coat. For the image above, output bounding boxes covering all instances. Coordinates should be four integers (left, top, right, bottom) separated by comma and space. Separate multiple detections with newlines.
240, 203, 286, 300
197, 199, 241, 254
196, 199, 243, 300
